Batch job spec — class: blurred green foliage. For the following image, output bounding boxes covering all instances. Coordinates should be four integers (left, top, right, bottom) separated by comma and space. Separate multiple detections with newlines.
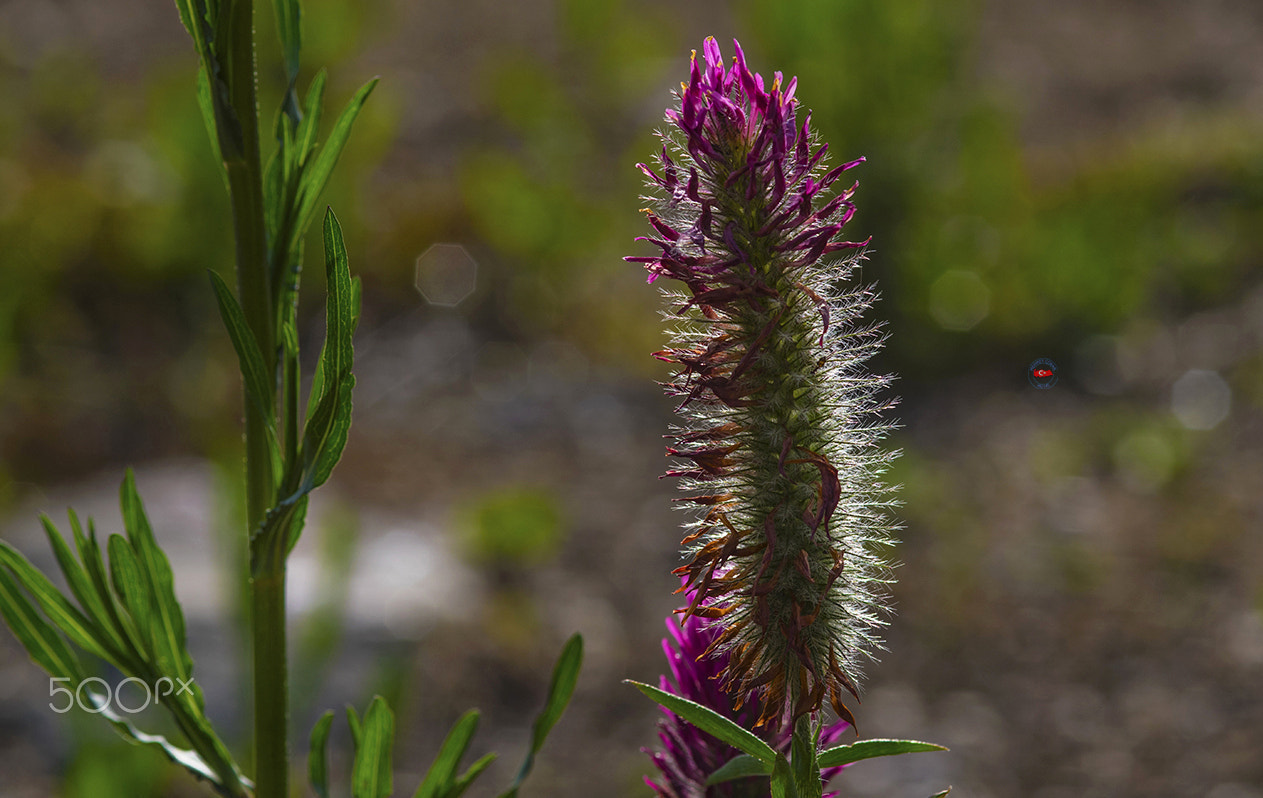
457, 0, 672, 364
63, 733, 167, 798
457, 485, 563, 567
4, 0, 1261, 494
739, 0, 1263, 389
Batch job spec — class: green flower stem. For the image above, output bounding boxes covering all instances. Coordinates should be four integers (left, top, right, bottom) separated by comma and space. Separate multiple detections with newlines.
250, 569, 288, 798
219, 2, 286, 796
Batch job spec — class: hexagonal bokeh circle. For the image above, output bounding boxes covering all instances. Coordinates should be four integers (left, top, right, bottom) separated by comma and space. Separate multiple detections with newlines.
415, 244, 477, 306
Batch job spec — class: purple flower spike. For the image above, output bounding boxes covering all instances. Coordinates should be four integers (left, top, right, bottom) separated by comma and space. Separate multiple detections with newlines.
645, 585, 853, 798
629, 37, 900, 730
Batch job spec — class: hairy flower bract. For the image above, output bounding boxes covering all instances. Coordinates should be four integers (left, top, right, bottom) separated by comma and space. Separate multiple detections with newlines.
628, 37, 900, 727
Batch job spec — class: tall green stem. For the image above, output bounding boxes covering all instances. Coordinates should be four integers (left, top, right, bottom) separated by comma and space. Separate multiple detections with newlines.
249, 569, 287, 798
220, 1, 287, 796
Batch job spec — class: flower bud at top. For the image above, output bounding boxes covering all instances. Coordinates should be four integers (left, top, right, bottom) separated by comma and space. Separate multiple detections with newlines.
628, 37, 900, 728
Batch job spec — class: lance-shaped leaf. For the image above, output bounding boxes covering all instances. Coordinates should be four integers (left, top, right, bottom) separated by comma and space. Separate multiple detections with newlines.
107, 534, 154, 662
446, 752, 496, 798
625, 679, 777, 765
74, 516, 150, 675
0, 540, 116, 666
414, 710, 496, 798
347, 703, 364, 752
196, 66, 229, 191
119, 471, 201, 708
271, 0, 302, 122
263, 115, 293, 265
175, 0, 244, 162
87, 480, 241, 791
209, 271, 278, 434
39, 515, 133, 667
816, 738, 947, 768
291, 78, 379, 250
296, 70, 327, 170
251, 210, 354, 570
299, 209, 359, 494
499, 634, 583, 798
0, 567, 85, 681
268, 68, 331, 317
352, 696, 394, 798
173, 0, 218, 68
308, 711, 335, 798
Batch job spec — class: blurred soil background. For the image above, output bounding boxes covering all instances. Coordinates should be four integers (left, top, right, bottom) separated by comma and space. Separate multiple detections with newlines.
2, 0, 1263, 796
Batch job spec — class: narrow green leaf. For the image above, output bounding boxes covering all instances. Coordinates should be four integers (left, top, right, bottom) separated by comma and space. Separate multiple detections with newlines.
174, 0, 213, 66
107, 534, 153, 662
299, 209, 358, 495
928, 788, 952, 797
103, 510, 233, 780
281, 315, 302, 497
40, 515, 130, 663
291, 78, 379, 248
297, 69, 328, 165
500, 634, 583, 797
195, 0, 245, 165
270, 0, 303, 131
299, 352, 350, 495
119, 471, 196, 694
308, 711, 335, 798
74, 516, 149, 670
268, 108, 306, 315
281, 310, 301, 362
414, 710, 480, 798
625, 678, 776, 765
174, 0, 197, 42
352, 696, 394, 798
208, 270, 277, 430
96, 533, 241, 789
263, 136, 285, 256
280, 110, 298, 209
319, 208, 354, 397
304, 342, 327, 426
448, 752, 497, 798
209, 85, 246, 163
705, 754, 771, 786
196, 66, 230, 192
271, 0, 302, 84
347, 703, 364, 752
816, 739, 948, 769
526, 634, 582, 754
0, 540, 114, 665
0, 566, 84, 680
